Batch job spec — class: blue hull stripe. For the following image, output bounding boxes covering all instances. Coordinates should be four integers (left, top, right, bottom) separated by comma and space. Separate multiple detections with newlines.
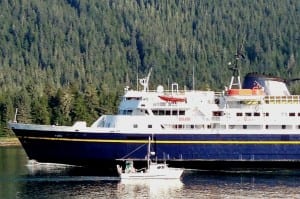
19, 136, 300, 145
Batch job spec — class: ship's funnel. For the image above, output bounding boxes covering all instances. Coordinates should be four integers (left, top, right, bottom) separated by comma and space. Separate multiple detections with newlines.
242, 73, 290, 96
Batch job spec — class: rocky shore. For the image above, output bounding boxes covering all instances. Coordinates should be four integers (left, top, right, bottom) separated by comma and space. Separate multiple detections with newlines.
0, 137, 21, 146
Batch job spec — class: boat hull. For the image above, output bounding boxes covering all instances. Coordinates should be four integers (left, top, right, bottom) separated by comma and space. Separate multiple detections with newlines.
119, 170, 183, 179
11, 126, 300, 170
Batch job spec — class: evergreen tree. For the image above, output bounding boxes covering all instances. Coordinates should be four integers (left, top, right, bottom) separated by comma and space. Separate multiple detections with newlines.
0, 0, 299, 136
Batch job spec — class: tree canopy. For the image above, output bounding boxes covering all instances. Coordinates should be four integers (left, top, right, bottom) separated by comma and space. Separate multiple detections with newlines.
0, 0, 299, 136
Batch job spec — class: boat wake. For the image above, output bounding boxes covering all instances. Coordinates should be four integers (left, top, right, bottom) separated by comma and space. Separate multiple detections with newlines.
26, 160, 76, 175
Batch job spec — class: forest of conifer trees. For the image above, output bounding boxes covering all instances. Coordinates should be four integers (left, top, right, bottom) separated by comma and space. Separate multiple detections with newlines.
0, 0, 299, 136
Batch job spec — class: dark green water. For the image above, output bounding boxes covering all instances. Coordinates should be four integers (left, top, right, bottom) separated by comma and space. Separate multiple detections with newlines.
0, 146, 28, 199
1, 146, 300, 198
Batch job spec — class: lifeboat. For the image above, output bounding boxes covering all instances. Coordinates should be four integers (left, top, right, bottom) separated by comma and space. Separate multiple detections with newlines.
227, 88, 264, 96
159, 95, 187, 103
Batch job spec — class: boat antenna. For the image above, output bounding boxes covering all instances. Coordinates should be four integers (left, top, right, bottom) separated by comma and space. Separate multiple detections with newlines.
228, 41, 245, 89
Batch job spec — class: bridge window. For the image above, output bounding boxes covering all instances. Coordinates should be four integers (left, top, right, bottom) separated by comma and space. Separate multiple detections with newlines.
125, 97, 142, 100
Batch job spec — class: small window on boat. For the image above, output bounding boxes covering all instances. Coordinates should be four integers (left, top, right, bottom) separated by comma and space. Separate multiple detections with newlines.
195, 125, 204, 129
174, 124, 183, 129
289, 113, 296, 117
148, 124, 152, 128
298, 125, 300, 129
121, 110, 132, 115
159, 110, 164, 115
254, 112, 260, 116
264, 112, 269, 117
185, 125, 194, 129
153, 110, 158, 115
179, 110, 185, 115
172, 110, 178, 115
282, 125, 286, 129
245, 112, 252, 116
207, 125, 211, 129
213, 111, 223, 116
265, 125, 269, 129
243, 125, 247, 129
126, 97, 142, 101
166, 110, 171, 115
133, 124, 138, 128
236, 112, 243, 116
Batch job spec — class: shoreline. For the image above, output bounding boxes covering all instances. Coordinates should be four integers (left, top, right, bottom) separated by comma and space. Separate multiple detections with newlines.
0, 137, 21, 147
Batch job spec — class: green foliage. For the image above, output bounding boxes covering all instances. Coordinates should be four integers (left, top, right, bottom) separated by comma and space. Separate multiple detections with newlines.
0, 0, 299, 136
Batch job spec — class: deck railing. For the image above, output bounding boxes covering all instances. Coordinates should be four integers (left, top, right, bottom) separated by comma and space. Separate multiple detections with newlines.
264, 95, 300, 104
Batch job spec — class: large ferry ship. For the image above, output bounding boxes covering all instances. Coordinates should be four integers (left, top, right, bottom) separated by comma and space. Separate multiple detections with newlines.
8, 59, 300, 171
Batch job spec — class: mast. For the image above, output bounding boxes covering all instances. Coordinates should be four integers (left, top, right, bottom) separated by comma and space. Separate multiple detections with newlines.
228, 59, 241, 89
228, 43, 245, 89
139, 68, 152, 91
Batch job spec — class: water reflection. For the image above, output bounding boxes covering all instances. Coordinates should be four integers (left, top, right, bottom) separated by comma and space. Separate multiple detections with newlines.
181, 170, 300, 198
15, 169, 300, 199
0, 146, 28, 199
117, 179, 183, 199
2, 147, 300, 198
22, 161, 184, 198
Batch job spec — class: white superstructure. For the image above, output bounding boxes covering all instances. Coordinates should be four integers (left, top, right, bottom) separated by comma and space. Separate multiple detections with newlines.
91, 69, 300, 134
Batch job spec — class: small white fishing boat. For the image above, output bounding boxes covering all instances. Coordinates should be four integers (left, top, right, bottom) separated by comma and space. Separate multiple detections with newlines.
116, 137, 184, 180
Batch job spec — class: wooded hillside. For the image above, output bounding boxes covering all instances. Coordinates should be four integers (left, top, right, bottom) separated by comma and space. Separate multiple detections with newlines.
0, 0, 299, 136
